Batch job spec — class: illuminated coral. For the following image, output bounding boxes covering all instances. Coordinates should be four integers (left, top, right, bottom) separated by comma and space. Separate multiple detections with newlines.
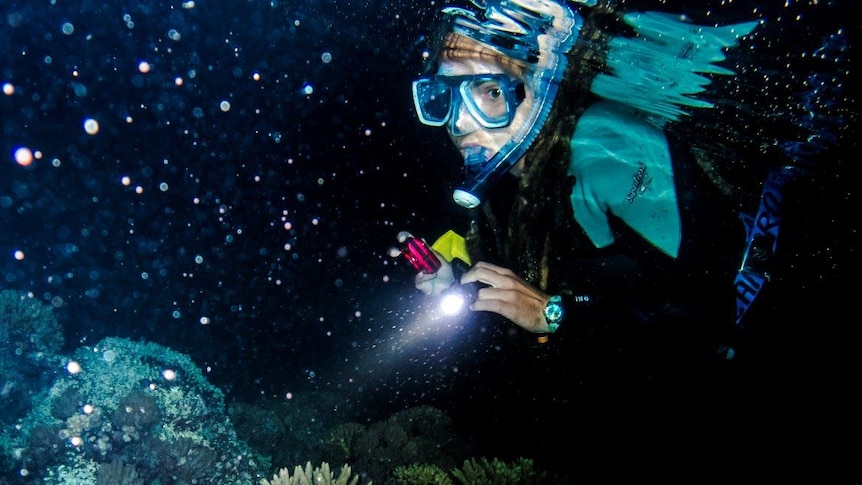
1, 337, 270, 484
260, 462, 370, 485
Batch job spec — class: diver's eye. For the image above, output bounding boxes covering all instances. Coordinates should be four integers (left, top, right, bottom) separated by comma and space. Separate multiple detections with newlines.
470, 80, 505, 103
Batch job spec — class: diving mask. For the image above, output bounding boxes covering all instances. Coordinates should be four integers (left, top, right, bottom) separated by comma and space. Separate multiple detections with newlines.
412, 74, 526, 133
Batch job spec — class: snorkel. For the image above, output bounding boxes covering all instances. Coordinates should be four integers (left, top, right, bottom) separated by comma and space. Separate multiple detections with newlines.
441, 1, 584, 209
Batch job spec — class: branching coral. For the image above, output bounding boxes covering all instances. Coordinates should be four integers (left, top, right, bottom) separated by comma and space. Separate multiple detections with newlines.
327, 422, 366, 460
260, 462, 370, 485
389, 457, 569, 485
96, 458, 142, 485
450, 457, 548, 485
392, 463, 454, 485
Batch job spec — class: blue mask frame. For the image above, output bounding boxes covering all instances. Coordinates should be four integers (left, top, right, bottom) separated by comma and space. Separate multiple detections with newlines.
412, 74, 525, 132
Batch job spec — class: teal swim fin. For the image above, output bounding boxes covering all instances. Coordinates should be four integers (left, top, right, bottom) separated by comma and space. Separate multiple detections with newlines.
590, 12, 758, 123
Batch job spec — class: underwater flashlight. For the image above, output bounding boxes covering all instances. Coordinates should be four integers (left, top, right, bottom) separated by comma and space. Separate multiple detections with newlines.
392, 231, 441, 274
437, 257, 483, 316
439, 281, 483, 316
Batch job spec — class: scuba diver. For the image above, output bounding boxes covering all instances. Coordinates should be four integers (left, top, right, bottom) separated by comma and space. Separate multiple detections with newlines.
391, 0, 854, 478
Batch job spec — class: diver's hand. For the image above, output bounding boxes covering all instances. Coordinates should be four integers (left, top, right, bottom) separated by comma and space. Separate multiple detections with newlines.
460, 261, 552, 333
415, 252, 454, 296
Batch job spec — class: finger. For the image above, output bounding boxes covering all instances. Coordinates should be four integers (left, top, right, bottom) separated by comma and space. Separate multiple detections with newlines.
471, 289, 547, 330
463, 267, 524, 291
461, 266, 502, 287
477, 286, 542, 306
470, 261, 509, 275
473, 261, 520, 277
415, 272, 436, 284
475, 286, 509, 301
470, 297, 524, 324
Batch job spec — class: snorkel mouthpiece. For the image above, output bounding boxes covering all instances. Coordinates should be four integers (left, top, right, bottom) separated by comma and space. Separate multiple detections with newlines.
452, 188, 481, 209
453, 147, 492, 208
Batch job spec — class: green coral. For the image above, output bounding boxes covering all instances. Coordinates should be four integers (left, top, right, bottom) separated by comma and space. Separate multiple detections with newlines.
393, 463, 454, 485
260, 461, 371, 485
328, 422, 366, 459
450, 457, 547, 485
390, 457, 565, 485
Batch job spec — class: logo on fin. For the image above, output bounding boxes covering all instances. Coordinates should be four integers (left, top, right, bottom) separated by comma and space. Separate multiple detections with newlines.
626, 161, 651, 204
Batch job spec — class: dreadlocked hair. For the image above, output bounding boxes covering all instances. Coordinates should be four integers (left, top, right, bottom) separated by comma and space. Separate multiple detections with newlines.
466, 2, 619, 292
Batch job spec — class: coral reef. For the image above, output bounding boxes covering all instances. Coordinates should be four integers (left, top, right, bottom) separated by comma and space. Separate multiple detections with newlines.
327, 422, 365, 458
95, 458, 142, 485
260, 461, 370, 485
392, 463, 454, 485
230, 390, 368, 470
392, 455, 571, 485
134, 435, 219, 484
450, 457, 556, 485
0, 292, 564, 484
255, 423, 570, 485
0, 290, 66, 429
254, 404, 479, 485
112, 390, 161, 430
346, 405, 471, 484
0, 336, 270, 484
0, 289, 64, 357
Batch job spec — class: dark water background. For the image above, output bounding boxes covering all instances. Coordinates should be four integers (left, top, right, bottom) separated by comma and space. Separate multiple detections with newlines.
1, 0, 857, 482
1, 0, 462, 400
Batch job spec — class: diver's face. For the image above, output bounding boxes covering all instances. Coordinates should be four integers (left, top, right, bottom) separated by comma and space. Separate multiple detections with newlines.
437, 57, 532, 175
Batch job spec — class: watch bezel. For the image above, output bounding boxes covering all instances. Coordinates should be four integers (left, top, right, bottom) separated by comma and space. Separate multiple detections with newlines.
544, 295, 563, 333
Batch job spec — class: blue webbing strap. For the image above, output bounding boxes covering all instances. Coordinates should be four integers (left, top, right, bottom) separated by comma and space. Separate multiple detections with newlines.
734, 30, 846, 326
734, 166, 802, 325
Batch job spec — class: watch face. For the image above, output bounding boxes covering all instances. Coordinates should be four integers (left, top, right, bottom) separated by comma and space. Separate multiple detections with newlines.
545, 302, 563, 323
